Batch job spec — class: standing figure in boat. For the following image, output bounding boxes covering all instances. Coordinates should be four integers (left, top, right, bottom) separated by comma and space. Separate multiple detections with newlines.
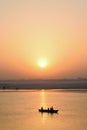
41, 106, 43, 110
50, 106, 54, 111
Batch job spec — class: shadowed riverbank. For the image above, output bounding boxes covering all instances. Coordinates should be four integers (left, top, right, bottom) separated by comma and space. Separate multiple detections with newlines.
0, 79, 87, 89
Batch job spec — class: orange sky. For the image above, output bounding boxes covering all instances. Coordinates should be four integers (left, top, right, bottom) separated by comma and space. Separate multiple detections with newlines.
0, 0, 87, 79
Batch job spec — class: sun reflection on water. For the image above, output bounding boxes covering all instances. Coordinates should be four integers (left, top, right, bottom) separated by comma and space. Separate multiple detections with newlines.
40, 89, 46, 107
41, 89, 45, 95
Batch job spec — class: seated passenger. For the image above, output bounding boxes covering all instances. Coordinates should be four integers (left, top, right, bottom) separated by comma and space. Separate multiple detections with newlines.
50, 106, 54, 110
41, 106, 43, 110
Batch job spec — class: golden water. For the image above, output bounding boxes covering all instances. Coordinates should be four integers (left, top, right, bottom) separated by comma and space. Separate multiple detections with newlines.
0, 89, 87, 130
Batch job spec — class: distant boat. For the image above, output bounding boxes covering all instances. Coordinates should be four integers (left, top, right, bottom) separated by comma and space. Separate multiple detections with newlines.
38, 107, 58, 113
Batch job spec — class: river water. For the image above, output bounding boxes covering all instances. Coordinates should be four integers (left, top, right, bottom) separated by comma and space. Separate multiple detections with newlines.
0, 89, 87, 130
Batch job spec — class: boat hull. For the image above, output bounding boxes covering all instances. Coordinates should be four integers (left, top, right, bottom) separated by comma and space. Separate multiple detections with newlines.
39, 109, 58, 113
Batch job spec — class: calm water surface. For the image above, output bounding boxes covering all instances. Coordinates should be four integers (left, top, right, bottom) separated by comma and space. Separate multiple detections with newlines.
0, 89, 87, 130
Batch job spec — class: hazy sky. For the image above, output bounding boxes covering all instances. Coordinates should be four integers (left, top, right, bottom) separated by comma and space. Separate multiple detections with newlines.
0, 0, 87, 79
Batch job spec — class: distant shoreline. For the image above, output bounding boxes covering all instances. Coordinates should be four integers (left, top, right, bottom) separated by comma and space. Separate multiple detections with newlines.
0, 80, 87, 89
0, 79, 87, 89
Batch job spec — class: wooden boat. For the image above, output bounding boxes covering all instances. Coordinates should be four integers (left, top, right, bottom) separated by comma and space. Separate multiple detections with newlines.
38, 108, 58, 113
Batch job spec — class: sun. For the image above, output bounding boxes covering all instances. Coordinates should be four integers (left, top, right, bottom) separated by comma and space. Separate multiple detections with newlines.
38, 59, 48, 68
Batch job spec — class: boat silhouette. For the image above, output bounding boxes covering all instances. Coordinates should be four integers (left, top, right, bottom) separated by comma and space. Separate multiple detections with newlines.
38, 107, 58, 113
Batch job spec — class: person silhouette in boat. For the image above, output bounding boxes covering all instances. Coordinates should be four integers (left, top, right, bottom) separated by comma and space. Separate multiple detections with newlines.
48, 107, 49, 111
41, 106, 43, 110
50, 106, 54, 111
